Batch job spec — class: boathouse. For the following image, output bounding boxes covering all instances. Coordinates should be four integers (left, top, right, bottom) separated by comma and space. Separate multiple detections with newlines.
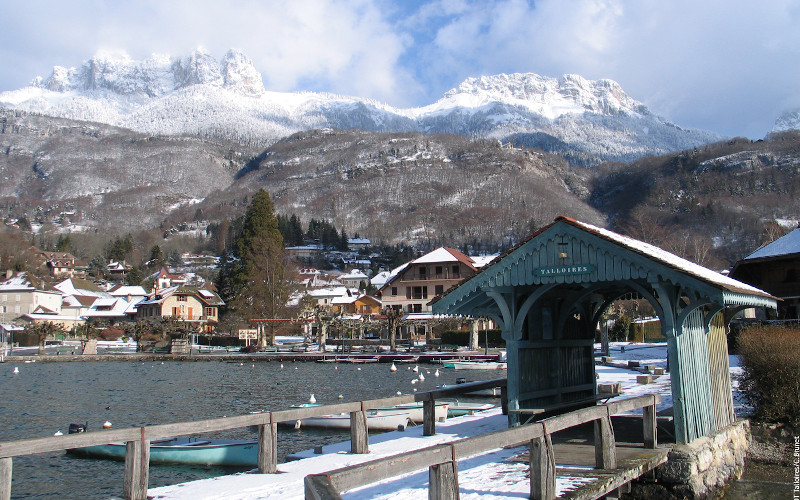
432, 216, 777, 443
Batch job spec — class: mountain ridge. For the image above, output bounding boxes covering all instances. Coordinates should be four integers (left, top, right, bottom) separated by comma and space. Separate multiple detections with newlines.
1, 49, 722, 165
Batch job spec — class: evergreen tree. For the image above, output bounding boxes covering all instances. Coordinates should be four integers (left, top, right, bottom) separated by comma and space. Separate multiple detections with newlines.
55, 234, 73, 253
223, 189, 287, 344
148, 245, 164, 269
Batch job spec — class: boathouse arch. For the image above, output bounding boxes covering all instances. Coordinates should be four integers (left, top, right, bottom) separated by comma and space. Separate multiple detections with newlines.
432, 217, 777, 443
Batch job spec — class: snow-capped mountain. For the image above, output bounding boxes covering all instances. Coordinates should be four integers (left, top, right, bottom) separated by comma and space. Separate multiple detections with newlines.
772, 108, 800, 133
0, 49, 721, 163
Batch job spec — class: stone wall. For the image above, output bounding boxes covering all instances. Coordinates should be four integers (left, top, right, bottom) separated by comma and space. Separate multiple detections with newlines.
629, 419, 749, 499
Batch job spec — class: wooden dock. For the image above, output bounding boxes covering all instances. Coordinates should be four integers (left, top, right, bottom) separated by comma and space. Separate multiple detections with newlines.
305, 395, 667, 500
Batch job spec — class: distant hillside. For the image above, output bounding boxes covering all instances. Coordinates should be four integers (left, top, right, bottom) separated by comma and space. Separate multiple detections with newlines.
173, 129, 606, 249
590, 131, 800, 266
0, 109, 251, 229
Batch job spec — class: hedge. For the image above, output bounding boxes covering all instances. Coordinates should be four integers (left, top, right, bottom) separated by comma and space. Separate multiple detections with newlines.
738, 324, 800, 425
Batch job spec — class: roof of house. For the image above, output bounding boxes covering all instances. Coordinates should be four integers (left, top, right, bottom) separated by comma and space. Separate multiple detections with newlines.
741, 228, 800, 261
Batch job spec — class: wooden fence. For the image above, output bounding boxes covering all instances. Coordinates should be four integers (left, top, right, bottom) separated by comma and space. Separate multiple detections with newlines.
0, 379, 506, 500
304, 393, 662, 500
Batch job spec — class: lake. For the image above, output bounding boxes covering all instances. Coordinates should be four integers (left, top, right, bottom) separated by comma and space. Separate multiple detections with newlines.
1, 358, 491, 499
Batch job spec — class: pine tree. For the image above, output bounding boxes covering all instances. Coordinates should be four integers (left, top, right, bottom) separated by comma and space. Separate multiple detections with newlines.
225, 189, 287, 345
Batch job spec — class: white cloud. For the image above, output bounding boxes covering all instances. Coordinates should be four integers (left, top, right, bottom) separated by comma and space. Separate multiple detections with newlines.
1, 0, 799, 137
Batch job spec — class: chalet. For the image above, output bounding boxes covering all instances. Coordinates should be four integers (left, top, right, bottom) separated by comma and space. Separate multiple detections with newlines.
730, 227, 800, 319
154, 268, 187, 289
332, 294, 382, 315
136, 286, 224, 332
376, 247, 487, 314
347, 237, 371, 251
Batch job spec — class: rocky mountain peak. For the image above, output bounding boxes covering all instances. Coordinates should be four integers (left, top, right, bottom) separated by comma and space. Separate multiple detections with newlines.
221, 49, 264, 96
772, 108, 800, 133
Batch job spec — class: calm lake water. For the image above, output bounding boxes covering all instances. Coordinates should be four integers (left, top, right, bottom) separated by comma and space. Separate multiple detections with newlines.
1, 358, 490, 499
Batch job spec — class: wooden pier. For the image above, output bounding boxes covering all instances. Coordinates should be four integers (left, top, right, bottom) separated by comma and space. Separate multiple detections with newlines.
305, 394, 666, 500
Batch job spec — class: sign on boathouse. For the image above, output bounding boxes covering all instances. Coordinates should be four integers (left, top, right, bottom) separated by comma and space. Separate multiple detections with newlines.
534, 264, 594, 277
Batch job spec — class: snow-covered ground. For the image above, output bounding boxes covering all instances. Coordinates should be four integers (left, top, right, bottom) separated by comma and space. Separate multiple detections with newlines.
150, 342, 682, 499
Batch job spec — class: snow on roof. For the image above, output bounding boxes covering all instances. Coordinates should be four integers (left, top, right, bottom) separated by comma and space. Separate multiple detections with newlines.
109, 285, 147, 296
470, 254, 499, 268
370, 271, 392, 286
743, 228, 800, 260
340, 269, 369, 279
199, 289, 215, 298
412, 247, 473, 266
569, 218, 773, 297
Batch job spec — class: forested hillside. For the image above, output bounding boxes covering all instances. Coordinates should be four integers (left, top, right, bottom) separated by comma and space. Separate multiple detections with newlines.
591, 131, 800, 267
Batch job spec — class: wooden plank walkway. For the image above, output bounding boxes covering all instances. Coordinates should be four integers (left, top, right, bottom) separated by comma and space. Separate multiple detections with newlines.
506, 414, 674, 499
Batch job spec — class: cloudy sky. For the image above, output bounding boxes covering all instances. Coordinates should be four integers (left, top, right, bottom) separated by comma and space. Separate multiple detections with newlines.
1, 0, 799, 138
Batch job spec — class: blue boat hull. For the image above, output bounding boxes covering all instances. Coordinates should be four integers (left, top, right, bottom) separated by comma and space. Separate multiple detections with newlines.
67, 438, 258, 467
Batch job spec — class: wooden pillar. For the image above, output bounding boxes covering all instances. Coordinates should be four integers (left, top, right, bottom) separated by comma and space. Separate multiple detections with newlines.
429, 461, 459, 500
258, 415, 278, 473
593, 410, 616, 469
529, 429, 555, 500
123, 433, 150, 500
350, 410, 369, 454
423, 398, 436, 436
0, 457, 11, 500
643, 396, 657, 449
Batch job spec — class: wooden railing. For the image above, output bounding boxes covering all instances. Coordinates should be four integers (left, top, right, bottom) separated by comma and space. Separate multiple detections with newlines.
304, 393, 662, 500
0, 378, 506, 500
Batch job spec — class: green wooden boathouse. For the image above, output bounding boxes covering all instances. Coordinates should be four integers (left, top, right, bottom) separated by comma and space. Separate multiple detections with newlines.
432, 216, 777, 443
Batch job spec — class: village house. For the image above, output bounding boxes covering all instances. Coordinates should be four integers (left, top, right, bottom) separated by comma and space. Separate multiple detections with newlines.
339, 269, 370, 289
332, 294, 382, 315
40, 251, 87, 278
376, 247, 493, 314
136, 285, 224, 332
730, 227, 800, 319
0, 271, 63, 323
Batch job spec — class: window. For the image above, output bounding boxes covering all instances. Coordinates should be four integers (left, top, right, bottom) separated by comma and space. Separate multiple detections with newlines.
391, 287, 397, 296
177, 296, 187, 301
452, 265, 460, 276
205, 307, 215, 317
411, 286, 428, 299
172, 307, 179, 316
418, 267, 426, 279
435, 285, 444, 296
1, 295, 6, 302
435, 266, 443, 276
15, 305, 20, 313
15, 295, 21, 302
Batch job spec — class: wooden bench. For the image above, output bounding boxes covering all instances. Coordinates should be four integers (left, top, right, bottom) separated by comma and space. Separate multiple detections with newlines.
508, 393, 621, 424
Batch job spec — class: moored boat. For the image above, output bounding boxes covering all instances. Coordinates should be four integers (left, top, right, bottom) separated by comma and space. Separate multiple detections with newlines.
67, 437, 258, 466
281, 410, 411, 431
439, 401, 496, 417
375, 402, 448, 423
442, 360, 507, 370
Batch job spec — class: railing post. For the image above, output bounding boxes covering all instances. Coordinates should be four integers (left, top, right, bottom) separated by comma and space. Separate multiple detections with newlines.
643, 395, 657, 449
423, 398, 436, 436
258, 413, 278, 473
350, 408, 369, 454
429, 460, 459, 500
0, 457, 11, 500
593, 407, 616, 469
529, 424, 555, 500
123, 429, 150, 500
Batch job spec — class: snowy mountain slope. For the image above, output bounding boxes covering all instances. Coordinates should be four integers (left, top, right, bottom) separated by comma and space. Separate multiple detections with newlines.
0, 49, 721, 162
772, 108, 800, 133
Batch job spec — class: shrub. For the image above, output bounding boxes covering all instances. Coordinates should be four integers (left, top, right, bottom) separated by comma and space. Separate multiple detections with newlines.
738, 324, 800, 425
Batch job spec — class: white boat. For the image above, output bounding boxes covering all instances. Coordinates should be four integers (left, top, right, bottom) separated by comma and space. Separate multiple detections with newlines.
67, 437, 258, 466
282, 410, 411, 431
375, 402, 448, 423
442, 360, 507, 370
439, 401, 496, 417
